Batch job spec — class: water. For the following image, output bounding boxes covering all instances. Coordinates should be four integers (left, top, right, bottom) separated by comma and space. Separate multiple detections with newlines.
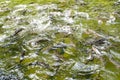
0, 0, 120, 80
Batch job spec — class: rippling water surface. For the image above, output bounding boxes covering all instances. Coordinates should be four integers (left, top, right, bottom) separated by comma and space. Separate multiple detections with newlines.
0, 0, 120, 80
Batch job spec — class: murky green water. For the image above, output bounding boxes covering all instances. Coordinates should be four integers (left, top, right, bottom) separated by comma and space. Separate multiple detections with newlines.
0, 0, 120, 80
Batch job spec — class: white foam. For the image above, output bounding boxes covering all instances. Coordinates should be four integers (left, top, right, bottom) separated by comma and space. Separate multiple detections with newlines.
0, 35, 7, 42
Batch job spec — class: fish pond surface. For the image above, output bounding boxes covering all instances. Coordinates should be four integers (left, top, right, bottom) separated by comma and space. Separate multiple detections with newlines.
0, 0, 120, 80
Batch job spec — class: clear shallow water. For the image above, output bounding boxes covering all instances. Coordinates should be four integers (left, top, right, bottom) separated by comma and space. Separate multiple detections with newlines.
0, 0, 120, 80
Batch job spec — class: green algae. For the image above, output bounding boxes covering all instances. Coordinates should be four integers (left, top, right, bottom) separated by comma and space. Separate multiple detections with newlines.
0, 0, 120, 80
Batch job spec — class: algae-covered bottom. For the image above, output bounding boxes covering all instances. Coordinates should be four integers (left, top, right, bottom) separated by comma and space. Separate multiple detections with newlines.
0, 0, 120, 80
